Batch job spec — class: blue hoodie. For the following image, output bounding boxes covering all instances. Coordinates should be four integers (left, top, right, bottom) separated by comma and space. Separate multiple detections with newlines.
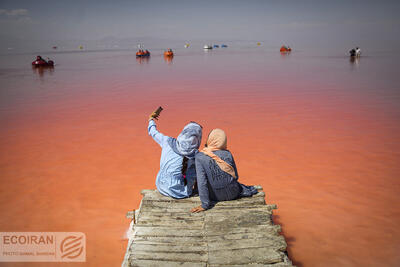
148, 120, 202, 198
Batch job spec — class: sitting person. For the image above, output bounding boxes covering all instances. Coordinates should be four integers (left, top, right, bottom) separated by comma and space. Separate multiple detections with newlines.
36, 55, 45, 62
148, 110, 202, 198
191, 129, 257, 212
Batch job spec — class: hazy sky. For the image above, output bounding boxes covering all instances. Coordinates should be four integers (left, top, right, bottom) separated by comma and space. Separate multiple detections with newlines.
1, 0, 400, 50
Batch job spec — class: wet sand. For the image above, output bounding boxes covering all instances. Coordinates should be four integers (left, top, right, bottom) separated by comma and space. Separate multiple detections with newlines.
0, 49, 400, 266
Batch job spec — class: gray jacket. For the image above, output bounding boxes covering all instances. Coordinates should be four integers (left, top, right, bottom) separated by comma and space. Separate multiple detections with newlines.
195, 150, 242, 209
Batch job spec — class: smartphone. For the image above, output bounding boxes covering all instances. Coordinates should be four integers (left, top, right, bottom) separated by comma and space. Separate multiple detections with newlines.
154, 106, 163, 116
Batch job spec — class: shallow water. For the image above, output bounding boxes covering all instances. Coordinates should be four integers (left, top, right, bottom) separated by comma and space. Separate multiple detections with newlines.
0, 47, 400, 266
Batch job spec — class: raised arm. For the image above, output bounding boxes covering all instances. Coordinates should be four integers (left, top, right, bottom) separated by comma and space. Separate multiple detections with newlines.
148, 119, 167, 146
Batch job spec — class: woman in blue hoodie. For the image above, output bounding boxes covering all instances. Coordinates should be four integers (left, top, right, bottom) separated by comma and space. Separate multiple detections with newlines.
148, 110, 202, 198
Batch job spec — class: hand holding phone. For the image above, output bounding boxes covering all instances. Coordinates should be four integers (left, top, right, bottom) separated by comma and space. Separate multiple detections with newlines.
149, 106, 163, 120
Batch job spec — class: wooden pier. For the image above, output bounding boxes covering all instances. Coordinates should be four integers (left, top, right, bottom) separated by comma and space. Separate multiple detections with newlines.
122, 187, 294, 267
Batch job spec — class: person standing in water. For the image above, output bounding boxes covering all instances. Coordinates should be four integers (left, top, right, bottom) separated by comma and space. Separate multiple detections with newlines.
191, 129, 257, 212
148, 108, 202, 198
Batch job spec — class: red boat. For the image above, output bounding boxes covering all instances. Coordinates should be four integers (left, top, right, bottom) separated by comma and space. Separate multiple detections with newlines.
280, 46, 292, 53
32, 56, 54, 67
136, 50, 150, 57
164, 49, 174, 57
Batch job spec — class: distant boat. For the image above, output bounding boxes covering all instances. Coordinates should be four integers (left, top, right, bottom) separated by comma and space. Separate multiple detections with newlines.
213, 44, 219, 48
164, 49, 174, 57
349, 47, 361, 57
257, 42, 261, 46
280, 45, 291, 53
203, 45, 212, 49
184, 43, 190, 48
136, 50, 150, 57
221, 44, 228, 48
79, 45, 83, 50
52, 46, 57, 50
32, 56, 54, 67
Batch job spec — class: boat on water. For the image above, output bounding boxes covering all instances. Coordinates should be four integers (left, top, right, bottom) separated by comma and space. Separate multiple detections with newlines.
203, 45, 213, 50
184, 43, 190, 48
349, 47, 361, 57
32, 55, 54, 67
164, 49, 174, 57
136, 50, 150, 57
213, 44, 219, 48
280, 45, 292, 53
221, 44, 228, 48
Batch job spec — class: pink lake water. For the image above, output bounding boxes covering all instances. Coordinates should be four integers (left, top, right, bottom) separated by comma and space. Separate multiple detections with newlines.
0, 46, 400, 267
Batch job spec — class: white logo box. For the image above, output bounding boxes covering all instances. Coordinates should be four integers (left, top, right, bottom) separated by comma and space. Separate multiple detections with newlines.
0, 232, 86, 262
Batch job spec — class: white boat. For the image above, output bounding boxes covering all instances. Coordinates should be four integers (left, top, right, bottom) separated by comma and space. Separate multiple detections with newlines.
203, 45, 212, 50
184, 43, 190, 48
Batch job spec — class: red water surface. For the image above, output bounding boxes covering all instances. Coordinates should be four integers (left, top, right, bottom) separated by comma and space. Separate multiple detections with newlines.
0, 49, 400, 266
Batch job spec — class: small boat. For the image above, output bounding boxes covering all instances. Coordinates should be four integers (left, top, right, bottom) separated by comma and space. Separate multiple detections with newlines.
221, 44, 228, 48
184, 43, 190, 48
79, 45, 83, 50
213, 44, 219, 48
164, 49, 174, 57
32, 56, 54, 67
349, 47, 361, 57
52, 46, 57, 50
203, 45, 213, 50
136, 50, 150, 57
257, 42, 261, 46
280, 45, 291, 53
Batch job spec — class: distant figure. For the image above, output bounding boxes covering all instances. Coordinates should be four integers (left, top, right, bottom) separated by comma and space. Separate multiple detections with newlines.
191, 129, 257, 213
355, 47, 361, 56
148, 108, 202, 198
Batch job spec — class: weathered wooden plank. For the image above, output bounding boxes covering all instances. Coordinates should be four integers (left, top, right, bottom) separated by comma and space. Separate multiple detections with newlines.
141, 191, 266, 202
209, 263, 293, 267
206, 225, 282, 237
130, 259, 206, 267
207, 236, 287, 251
141, 188, 265, 201
133, 226, 282, 245
138, 212, 205, 219
136, 218, 204, 228
204, 205, 276, 214
138, 205, 270, 216
133, 226, 206, 237
138, 208, 272, 219
208, 247, 283, 265
205, 213, 272, 229
130, 242, 207, 253
130, 251, 208, 262
132, 235, 206, 243
140, 197, 266, 209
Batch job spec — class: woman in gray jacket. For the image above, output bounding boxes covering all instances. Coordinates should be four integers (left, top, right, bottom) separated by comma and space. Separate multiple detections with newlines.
191, 129, 257, 212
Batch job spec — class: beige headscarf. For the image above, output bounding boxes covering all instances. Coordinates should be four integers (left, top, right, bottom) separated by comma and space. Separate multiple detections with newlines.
201, 129, 237, 179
